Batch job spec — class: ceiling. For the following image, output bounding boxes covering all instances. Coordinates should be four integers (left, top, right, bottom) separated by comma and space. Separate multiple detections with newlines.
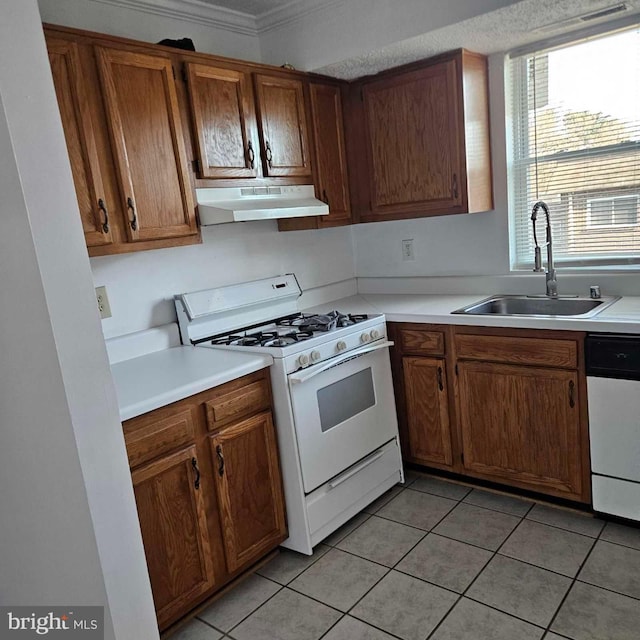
315, 0, 640, 78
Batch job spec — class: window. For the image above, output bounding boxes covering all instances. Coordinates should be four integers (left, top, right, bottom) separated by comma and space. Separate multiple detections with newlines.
508, 26, 640, 269
586, 194, 639, 228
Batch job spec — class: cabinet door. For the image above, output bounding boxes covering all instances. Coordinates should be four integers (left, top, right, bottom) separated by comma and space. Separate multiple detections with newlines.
403, 357, 453, 467
458, 362, 583, 499
362, 60, 463, 217
96, 47, 197, 242
132, 445, 216, 629
210, 411, 287, 572
309, 83, 351, 226
186, 63, 259, 179
254, 74, 312, 177
47, 38, 112, 247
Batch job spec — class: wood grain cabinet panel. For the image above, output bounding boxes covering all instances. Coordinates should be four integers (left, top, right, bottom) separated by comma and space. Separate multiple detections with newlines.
455, 333, 578, 368
403, 357, 453, 467
457, 361, 584, 500
47, 38, 112, 247
205, 373, 271, 432
355, 50, 492, 222
398, 329, 445, 356
363, 59, 462, 217
309, 82, 351, 226
185, 63, 259, 179
124, 407, 195, 469
210, 411, 287, 573
96, 47, 197, 242
132, 445, 216, 629
254, 74, 312, 178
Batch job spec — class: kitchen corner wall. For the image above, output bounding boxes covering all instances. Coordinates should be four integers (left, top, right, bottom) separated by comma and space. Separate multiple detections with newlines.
39, 0, 357, 340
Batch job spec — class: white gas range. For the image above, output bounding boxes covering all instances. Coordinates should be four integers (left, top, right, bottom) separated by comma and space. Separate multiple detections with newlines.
175, 274, 403, 554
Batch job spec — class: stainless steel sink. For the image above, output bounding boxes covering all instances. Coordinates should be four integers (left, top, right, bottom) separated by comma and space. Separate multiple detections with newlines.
452, 295, 621, 318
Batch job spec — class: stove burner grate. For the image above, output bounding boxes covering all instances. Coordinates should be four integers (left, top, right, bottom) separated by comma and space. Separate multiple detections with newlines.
277, 310, 369, 333
211, 329, 314, 347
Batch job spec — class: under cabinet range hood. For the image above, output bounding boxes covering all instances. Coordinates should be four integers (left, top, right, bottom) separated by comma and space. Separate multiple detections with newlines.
196, 186, 329, 224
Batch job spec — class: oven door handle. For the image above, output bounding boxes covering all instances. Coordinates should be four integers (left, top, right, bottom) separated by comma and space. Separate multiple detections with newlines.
289, 340, 394, 385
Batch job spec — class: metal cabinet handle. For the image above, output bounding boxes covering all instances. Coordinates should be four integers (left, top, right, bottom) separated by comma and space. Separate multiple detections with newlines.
216, 444, 224, 477
264, 140, 273, 168
247, 140, 255, 169
569, 380, 575, 408
98, 198, 109, 233
191, 457, 201, 490
437, 366, 444, 391
127, 197, 137, 231
452, 173, 459, 199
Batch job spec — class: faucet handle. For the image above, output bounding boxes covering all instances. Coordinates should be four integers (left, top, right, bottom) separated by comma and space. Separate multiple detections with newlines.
590, 285, 601, 299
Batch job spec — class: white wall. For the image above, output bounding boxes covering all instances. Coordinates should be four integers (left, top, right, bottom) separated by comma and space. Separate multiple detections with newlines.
354, 53, 511, 278
259, 0, 522, 70
38, 0, 262, 60
0, 3, 157, 637
94, 223, 356, 339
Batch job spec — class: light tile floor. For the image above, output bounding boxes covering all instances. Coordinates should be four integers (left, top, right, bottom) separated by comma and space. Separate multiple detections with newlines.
172, 471, 640, 640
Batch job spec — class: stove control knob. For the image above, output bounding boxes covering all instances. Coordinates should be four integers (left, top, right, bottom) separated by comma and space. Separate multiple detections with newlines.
360, 332, 371, 343
370, 329, 380, 340
310, 350, 321, 362
336, 341, 347, 352
297, 353, 310, 368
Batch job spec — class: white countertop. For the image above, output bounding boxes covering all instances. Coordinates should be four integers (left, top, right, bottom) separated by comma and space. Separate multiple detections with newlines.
111, 346, 273, 421
307, 294, 640, 333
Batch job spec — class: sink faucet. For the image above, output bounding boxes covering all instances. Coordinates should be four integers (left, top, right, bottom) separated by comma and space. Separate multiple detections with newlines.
531, 201, 558, 298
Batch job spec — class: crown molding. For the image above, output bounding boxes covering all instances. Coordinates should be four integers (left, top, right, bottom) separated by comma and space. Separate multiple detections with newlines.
88, 0, 259, 36
256, 0, 346, 33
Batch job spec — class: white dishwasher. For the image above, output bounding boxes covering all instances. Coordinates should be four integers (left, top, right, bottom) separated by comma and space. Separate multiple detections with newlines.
586, 334, 640, 522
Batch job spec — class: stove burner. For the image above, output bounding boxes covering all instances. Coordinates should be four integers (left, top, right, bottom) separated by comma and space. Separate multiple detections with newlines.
211, 329, 314, 348
278, 310, 369, 333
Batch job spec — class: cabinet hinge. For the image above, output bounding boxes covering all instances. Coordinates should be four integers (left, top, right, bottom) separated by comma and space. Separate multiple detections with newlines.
171, 66, 176, 80
360, 88, 364, 101
192, 159, 201, 174
455, 363, 459, 376
461, 453, 465, 465
181, 65, 188, 83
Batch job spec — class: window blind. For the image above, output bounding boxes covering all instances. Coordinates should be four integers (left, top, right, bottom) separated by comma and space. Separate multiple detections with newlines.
508, 26, 640, 269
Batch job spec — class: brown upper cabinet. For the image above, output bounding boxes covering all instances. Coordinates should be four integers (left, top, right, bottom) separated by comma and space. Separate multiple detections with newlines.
185, 63, 259, 179
352, 50, 493, 222
47, 37, 113, 249
309, 82, 352, 226
95, 47, 198, 243
254, 74, 313, 178
46, 27, 201, 256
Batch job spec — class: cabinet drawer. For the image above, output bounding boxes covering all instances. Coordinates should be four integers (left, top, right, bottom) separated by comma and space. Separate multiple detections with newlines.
455, 334, 578, 369
398, 329, 445, 356
124, 407, 195, 469
205, 371, 271, 432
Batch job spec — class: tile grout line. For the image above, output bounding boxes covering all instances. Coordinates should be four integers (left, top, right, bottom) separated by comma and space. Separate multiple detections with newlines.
424, 502, 535, 640
542, 527, 600, 635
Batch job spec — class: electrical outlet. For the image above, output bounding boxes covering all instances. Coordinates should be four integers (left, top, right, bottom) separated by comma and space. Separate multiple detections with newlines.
95, 286, 112, 319
401, 238, 415, 261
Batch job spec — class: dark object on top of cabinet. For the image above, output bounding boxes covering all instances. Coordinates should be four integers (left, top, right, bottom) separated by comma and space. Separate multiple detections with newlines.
157, 37, 196, 51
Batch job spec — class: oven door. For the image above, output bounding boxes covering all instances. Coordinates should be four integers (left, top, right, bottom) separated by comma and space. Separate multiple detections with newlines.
288, 340, 398, 493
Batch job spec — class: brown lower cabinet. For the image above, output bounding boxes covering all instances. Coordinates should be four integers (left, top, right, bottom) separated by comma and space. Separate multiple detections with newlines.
389, 323, 591, 503
122, 369, 287, 631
